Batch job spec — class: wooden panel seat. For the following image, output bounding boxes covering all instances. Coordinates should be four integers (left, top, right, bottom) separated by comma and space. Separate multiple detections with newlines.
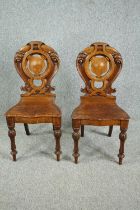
6, 96, 61, 120
72, 96, 129, 122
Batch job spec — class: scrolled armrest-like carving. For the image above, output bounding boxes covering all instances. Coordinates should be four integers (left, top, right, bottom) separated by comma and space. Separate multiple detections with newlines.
77, 52, 88, 65
48, 51, 60, 66
15, 51, 25, 62
112, 52, 123, 66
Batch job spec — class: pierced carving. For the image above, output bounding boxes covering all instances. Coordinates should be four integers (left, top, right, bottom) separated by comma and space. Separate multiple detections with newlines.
76, 42, 123, 96
14, 41, 60, 96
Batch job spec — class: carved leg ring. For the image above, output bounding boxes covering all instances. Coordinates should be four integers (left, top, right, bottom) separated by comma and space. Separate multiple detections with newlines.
8, 125, 17, 161
118, 128, 127, 165
54, 126, 62, 161
72, 128, 80, 164
24, 123, 31, 135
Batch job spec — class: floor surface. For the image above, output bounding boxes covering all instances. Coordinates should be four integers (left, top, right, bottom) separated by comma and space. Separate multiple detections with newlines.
0, 119, 140, 210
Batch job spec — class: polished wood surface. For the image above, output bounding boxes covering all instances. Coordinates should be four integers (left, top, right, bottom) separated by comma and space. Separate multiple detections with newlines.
72, 42, 130, 164
5, 41, 62, 161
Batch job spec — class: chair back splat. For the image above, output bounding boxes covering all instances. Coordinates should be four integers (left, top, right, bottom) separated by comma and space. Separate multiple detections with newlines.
76, 42, 122, 97
14, 41, 60, 96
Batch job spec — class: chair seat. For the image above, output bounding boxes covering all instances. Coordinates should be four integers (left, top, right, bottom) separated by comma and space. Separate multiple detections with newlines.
72, 96, 130, 121
5, 95, 61, 120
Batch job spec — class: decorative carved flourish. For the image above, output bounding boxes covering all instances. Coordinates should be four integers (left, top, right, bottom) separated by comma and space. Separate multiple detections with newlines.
7, 119, 17, 161
15, 51, 25, 62
76, 42, 123, 97
118, 128, 127, 164
14, 41, 60, 96
77, 52, 88, 64
20, 82, 32, 92
112, 52, 123, 66
72, 128, 80, 163
54, 126, 62, 161
48, 51, 60, 66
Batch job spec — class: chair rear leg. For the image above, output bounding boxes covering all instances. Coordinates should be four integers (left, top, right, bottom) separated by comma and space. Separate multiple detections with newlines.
108, 125, 113, 137
24, 123, 31, 135
81, 125, 84, 137
53, 125, 62, 161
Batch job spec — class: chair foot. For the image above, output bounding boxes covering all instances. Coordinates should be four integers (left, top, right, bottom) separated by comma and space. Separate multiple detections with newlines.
108, 125, 113, 137
118, 127, 127, 165
53, 126, 62, 161
72, 128, 80, 163
7, 118, 17, 161
81, 125, 84, 137
24, 123, 31, 135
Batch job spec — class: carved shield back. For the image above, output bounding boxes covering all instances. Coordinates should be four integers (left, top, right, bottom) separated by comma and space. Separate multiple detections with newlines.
14, 41, 60, 96
76, 42, 123, 96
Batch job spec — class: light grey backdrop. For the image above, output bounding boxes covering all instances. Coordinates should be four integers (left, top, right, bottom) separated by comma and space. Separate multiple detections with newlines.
0, 2, 140, 210
0, 0, 140, 125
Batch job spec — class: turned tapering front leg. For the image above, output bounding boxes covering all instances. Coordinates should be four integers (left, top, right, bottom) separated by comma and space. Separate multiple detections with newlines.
118, 127, 127, 165
72, 128, 80, 164
53, 126, 62, 161
24, 123, 31, 135
81, 125, 84, 137
108, 125, 113, 137
7, 119, 17, 161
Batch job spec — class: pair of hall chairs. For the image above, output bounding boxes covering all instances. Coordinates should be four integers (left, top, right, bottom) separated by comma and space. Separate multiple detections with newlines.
5, 41, 130, 164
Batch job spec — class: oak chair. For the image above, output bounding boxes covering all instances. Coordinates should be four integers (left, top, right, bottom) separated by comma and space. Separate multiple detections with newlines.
72, 42, 130, 164
5, 41, 62, 161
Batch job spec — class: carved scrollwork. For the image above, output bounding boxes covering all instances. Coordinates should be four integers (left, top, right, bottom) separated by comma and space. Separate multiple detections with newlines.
20, 82, 31, 92
112, 52, 123, 66
14, 41, 60, 96
48, 51, 60, 66
15, 51, 25, 62
77, 52, 88, 64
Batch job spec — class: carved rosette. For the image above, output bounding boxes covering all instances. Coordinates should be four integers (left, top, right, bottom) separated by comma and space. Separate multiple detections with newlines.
76, 42, 123, 97
14, 41, 60, 96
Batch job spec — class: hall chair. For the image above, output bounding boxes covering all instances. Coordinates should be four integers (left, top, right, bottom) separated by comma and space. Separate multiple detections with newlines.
5, 41, 62, 161
72, 42, 130, 164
